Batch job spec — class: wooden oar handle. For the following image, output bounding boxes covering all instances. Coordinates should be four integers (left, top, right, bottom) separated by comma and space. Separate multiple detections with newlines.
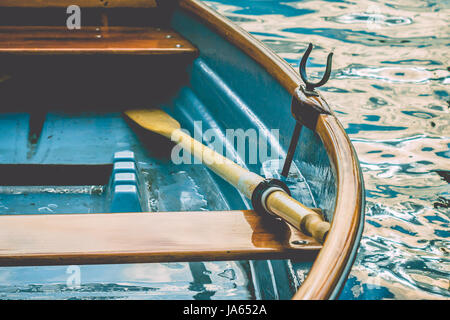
266, 191, 329, 243
172, 129, 330, 243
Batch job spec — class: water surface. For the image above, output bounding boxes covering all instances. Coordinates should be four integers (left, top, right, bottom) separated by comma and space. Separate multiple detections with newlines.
201, 0, 449, 299
0, 0, 448, 300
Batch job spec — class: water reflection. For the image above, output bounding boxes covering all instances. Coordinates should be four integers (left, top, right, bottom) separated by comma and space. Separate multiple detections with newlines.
203, 0, 449, 299
0, 0, 447, 300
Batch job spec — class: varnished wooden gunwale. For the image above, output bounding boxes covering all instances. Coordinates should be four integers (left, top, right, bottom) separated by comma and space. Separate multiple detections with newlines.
178, 0, 301, 95
0, 0, 364, 300
178, 0, 364, 300
0, 26, 198, 55
0, 210, 320, 267
293, 114, 363, 299
0, 0, 157, 8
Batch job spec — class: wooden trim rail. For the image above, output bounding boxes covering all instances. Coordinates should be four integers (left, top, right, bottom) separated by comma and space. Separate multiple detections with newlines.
178, 0, 364, 300
0, 26, 198, 56
293, 114, 363, 299
0, 210, 320, 267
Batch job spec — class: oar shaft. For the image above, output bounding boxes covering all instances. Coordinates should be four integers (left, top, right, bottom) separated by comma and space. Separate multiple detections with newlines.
266, 191, 329, 243
172, 129, 329, 243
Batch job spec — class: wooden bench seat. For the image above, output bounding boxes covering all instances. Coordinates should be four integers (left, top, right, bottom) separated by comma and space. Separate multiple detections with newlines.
0, 26, 198, 56
0, 210, 320, 266
0, 0, 158, 8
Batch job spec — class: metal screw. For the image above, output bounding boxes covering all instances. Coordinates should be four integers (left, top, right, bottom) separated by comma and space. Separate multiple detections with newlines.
165, 35, 172, 39
175, 44, 183, 48
291, 240, 309, 245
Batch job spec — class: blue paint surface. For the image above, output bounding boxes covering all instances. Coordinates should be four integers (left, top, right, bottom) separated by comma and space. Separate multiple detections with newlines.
200, 0, 449, 300
0, 0, 447, 300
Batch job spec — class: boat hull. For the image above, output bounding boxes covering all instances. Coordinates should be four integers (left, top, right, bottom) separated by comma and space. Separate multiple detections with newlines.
0, 0, 364, 300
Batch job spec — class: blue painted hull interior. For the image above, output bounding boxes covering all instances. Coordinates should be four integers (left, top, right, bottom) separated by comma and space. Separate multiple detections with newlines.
0, 8, 342, 300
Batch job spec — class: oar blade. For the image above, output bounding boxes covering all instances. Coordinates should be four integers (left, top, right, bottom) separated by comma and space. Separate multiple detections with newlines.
124, 109, 180, 138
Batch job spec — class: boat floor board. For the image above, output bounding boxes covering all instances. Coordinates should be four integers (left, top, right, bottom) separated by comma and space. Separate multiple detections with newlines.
0, 26, 198, 55
0, 210, 320, 266
0, 112, 138, 165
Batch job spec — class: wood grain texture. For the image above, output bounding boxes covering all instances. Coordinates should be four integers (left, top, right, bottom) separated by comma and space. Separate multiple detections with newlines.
125, 109, 330, 243
178, 0, 364, 300
0, 26, 198, 55
172, 129, 330, 244
0, 210, 320, 267
0, 0, 157, 8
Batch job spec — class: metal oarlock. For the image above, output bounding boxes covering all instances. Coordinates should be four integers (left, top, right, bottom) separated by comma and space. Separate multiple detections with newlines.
299, 43, 333, 96
281, 43, 333, 178
251, 178, 291, 218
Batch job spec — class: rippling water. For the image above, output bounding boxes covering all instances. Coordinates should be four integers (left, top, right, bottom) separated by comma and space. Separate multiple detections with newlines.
0, 1, 448, 301
201, 0, 449, 299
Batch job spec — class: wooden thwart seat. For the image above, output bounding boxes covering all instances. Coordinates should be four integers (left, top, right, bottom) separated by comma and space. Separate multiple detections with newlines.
0, 0, 158, 8
0, 26, 198, 56
0, 210, 320, 267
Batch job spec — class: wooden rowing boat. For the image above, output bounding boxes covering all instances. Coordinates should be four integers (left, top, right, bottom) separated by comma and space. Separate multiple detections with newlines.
0, 0, 365, 300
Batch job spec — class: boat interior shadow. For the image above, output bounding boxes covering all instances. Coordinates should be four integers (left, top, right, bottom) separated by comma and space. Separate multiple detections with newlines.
0, 0, 365, 300
123, 114, 176, 161
0, 54, 192, 112
244, 210, 290, 247
0, 164, 112, 186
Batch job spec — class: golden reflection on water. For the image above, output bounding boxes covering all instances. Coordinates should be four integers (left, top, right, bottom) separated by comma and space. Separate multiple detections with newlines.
204, 0, 449, 299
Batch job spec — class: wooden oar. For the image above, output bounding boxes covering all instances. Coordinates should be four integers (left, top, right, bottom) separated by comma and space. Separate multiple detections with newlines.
125, 109, 330, 243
